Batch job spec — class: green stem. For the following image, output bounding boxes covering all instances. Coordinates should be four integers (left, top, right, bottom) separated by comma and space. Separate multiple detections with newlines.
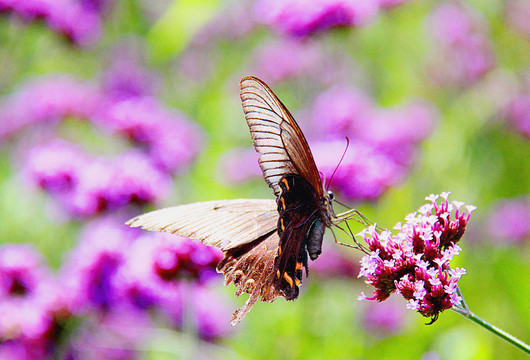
463, 311, 530, 354
452, 286, 530, 355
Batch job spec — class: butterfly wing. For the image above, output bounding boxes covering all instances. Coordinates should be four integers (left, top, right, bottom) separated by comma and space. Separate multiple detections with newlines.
240, 77, 330, 302
126, 199, 277, 250
240, 76, 324, 197
217, 230, 280, 325
127, 199, 293, 325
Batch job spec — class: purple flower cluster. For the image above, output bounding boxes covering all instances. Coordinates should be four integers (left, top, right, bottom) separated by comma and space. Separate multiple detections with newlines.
253, 0, 380, 38
60, 218, 230, 340
310, 86, 438, 201
24, 140, 172, 218
0, 245, 68, 360
427, 3, 495, 87
0, 0, 108, 45
357, 193, 475, 322
487, 196, 529, 245
97, 97, 203, 173
253, 0, 416, 38
1, 70, 203, 218
250, 39, 323, 84
0, 75, 100, 140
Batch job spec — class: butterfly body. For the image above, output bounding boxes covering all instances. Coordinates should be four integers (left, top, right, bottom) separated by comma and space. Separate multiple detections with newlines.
128, 76, 339, 325
274, 174, 331, 299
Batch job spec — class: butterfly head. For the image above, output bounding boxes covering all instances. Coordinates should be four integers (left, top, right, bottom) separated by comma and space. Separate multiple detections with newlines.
323, 190, 337, 219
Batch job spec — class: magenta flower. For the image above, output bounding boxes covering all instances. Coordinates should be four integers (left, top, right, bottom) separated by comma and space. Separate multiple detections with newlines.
487, 196, 529, 245
0, 244, 68, 360
254, 0, 379, 38
357, 193, 476, 322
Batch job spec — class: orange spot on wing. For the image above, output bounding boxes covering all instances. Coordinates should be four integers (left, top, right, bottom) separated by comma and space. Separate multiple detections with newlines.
295, 279, 302, 286
295, 262, 303, 271
280, 218, 285, 231
283, 273, 294, 288
280, 197, 286, 210
276, 270, 281, 278
281, 178, 290, 191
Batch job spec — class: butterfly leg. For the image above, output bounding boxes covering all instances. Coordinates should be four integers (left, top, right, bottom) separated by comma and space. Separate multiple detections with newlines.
329, 224, 369, 254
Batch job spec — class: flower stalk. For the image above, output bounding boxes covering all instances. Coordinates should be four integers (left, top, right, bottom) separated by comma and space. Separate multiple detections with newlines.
451, 286, 530, 355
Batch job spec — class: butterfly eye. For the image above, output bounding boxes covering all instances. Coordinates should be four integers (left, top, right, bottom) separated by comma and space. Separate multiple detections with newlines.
327, 191, 335, 201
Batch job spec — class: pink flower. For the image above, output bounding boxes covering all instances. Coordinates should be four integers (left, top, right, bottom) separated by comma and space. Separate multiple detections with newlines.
357, 193, 475, 322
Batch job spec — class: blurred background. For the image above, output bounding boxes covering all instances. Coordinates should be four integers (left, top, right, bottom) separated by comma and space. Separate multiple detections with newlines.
0, 0, 528, 359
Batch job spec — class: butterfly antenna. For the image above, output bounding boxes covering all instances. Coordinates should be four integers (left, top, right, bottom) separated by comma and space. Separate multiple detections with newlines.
325, 137, 350, 192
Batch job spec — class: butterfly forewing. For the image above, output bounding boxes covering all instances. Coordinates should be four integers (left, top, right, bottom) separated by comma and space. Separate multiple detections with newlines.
240, 76, 323, 197
126, 199, 277, 250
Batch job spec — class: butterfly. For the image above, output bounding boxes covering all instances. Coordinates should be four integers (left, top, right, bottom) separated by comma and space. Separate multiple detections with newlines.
127, 76, 359, 325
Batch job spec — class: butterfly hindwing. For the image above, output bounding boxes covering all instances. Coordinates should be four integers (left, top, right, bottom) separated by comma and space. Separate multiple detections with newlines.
217, 230, 281, 325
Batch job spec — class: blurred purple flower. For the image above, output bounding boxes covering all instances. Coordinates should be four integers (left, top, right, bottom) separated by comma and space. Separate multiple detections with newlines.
503, 93, 530, 139
358, 193, 475, 322
308, 86, 437, 201
0, 244, 68, 360
506, 0, 530, 38
0, 0, 103, 45
24, 141, 172, 218
427, 3, 495, 87
362, 296, 409, 336
60, 218, 137, 313
23, 139, 87, 193
313, 140, 405, 201
118, 233, 229, 339
96, 97, 204, 173
251, 39, 323, 84
67, 306, 151, 360
310, 85, 374, 139
193, 0, 256, 43
190, 285, 233, 341
217, 147, 261, 184
101, 48, 157, 101
310, 243, 359, 278
487, 196, 529, 245
254, 0, 379, 38
377, 0, 412, 9
0, 75, 100, 141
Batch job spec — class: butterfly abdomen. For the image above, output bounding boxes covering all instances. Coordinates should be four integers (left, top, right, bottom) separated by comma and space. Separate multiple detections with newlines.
307, 218, 325, 260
